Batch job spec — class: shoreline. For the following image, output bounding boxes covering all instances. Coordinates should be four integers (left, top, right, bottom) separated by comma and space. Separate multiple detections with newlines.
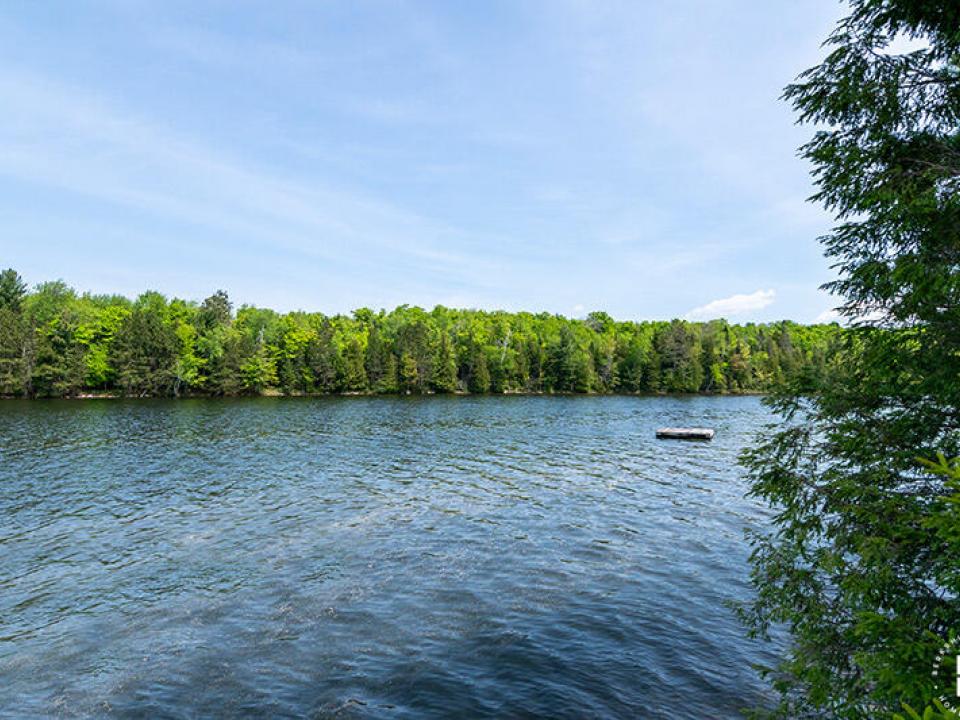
0, 389, 769, 401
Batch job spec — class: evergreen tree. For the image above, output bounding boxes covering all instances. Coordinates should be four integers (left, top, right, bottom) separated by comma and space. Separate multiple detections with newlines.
546, 326, 591, 392
523, 336, 543, 392
0, 269, 27, 395
110, 295, 181, 396
396, 318, 432, 392
0, 307, 25, 395
432, 332, 458, 393
467, 345, 490, 393
342, 338, 368, 391
740, 3, 960, 716
199, 290, 231, 327
364, 322, 387, 389
379, 352, 399, 394
307, 318, 343, 392
0, 269, 27, 312
656, 320, 703, 393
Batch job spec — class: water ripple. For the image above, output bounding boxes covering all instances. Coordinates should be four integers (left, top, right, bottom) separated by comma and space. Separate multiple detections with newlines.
0, 396, 780, 719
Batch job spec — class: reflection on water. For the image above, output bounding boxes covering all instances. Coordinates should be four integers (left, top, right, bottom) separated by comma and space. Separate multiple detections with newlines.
0, 396, 780, 719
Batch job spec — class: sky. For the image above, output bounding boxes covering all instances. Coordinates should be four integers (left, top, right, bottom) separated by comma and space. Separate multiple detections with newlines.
0, 0, 849, 323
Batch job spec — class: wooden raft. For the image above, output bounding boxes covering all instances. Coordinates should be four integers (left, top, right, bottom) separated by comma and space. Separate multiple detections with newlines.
656, 427, 715, 440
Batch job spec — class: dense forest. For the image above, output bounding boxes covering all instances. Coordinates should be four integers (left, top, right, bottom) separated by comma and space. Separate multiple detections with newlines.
0, 269, 842, 398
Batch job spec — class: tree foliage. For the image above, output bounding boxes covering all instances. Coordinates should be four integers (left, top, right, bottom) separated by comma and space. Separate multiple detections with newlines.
0, 271, 841, 399
740, 2, 960, 716
0, 268, 27, 312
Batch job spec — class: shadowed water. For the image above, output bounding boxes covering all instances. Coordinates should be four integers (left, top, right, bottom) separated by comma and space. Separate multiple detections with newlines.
0, 396, 781, 719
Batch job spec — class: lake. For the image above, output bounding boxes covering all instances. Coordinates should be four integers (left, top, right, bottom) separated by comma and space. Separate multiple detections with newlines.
0, 396, 782, 719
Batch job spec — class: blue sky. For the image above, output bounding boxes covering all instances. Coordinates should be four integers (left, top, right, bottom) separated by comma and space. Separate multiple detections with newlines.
0, 1, 847, 322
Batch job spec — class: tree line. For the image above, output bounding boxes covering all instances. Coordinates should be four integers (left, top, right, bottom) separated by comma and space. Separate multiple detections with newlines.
0, 270, 842, 398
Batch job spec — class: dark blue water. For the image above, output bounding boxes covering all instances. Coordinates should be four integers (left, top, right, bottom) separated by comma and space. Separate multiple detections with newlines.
0, 396, 780, 719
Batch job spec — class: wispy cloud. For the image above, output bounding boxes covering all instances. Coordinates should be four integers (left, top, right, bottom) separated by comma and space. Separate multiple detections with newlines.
0, 1, 847, 319
685, 289, 776, 321
0, 68, 497, 279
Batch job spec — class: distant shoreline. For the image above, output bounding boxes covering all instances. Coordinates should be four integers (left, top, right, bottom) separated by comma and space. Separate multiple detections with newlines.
0, 274, 839, 401
1, 389, 769, 401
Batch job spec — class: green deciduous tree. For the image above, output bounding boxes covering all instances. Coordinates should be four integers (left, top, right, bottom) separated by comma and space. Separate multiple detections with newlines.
0, 273, 843, 399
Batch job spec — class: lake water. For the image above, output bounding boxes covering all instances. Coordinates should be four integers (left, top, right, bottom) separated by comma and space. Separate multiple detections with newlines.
0, 396, 782, 719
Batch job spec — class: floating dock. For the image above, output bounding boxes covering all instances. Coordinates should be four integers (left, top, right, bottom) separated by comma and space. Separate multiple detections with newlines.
656, 427, 715, 440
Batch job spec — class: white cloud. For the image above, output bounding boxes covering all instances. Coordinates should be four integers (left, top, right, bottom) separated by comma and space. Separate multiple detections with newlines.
815, 308, 843, 323
685, 289, 775, 321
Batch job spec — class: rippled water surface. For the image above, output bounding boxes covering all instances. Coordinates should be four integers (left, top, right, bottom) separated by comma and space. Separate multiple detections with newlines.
0, 396, 781, 719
